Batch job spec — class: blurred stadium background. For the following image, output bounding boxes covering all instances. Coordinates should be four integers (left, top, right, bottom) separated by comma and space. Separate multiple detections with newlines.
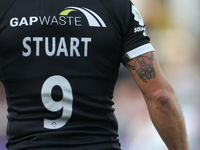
0, 0, 199, 149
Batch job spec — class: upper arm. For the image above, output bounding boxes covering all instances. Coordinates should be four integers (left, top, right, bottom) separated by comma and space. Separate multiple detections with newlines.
126, 51, 174, 100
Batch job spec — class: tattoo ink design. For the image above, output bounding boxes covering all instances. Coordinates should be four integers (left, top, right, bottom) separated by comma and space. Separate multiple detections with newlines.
127, 52, 155, 83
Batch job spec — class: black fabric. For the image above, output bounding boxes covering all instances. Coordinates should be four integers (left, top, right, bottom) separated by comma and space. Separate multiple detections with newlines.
0, 0, 16, 25
0, 0, 151, 149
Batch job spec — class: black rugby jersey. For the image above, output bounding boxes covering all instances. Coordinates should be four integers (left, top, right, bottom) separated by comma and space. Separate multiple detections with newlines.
0, 0, 154, 149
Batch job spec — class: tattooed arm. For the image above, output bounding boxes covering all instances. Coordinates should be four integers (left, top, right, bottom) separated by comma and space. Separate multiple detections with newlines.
126, 51, 189, 150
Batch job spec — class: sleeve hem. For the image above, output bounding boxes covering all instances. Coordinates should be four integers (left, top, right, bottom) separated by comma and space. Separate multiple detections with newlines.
122, 43, 155, 65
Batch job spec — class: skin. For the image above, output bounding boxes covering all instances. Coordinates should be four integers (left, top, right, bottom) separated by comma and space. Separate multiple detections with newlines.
126, 51, 189, 150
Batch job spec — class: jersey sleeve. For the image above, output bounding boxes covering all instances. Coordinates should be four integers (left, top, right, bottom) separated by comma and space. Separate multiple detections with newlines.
121, 2, 155, 65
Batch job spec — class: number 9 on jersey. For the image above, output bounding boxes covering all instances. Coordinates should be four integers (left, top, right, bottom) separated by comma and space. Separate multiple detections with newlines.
41, 75, 73, 129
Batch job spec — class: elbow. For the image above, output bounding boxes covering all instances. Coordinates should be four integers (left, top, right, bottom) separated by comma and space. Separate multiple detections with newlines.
156, 91, 170, 106
145, 88, 176, 109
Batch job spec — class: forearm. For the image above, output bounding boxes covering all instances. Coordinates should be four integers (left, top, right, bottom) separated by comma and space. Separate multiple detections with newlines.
145, 91, 189, 150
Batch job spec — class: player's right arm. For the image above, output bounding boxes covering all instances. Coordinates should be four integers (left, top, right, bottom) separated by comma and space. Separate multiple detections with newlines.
126, 51, 189, 150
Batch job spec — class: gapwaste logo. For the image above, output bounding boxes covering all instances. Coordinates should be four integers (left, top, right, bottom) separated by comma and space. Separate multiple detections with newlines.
60, 7, 107, 27
10, 6, 107, 28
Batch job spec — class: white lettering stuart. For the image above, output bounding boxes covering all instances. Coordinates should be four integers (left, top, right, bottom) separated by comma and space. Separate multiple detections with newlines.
45, 37, 56, 56
22, 37, 31, 56
70, 38, 80, 57
22, 37, 92, 57
33, 37, 43, 56
57, 37, 68, 56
